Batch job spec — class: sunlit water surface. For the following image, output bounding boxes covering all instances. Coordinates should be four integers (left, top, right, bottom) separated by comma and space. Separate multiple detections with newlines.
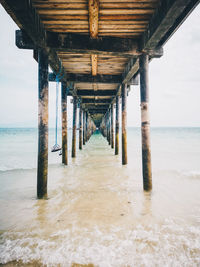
0, 128, 200, 266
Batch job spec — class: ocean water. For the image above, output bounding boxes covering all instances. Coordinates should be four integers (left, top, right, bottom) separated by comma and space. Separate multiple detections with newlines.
0, 127, 200, 267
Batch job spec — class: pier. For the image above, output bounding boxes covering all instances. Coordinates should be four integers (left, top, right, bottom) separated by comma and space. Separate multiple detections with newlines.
1, 0, 199, 198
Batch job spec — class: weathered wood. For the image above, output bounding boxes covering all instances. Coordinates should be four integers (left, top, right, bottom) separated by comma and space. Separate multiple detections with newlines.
83, 110, 86, 145
82, 98, 112, 104
121, 84, 127, 165
139, 54, 152, 191
79, 106, 83, 150
85, 104, 109, 109
91, 54, 98, 76
86, 112, 88, 142
140, 0, 200, 50
61, 82, 68, 165
88, 0, 99, 38
72, 96, 77, 158
37, 49, 49, 199
115, 95, 119, 155
111, 104, 114, 149
17, 30, 139, 57
49, 73, 121, 84
77, 90, 117, 96
122, 46, 163, 84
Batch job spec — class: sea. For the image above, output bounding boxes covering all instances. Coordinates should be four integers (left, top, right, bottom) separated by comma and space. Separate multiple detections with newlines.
0, 127, 200, 267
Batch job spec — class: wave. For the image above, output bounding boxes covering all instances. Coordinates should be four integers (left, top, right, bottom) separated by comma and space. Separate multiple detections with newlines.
0, 220, 200, 267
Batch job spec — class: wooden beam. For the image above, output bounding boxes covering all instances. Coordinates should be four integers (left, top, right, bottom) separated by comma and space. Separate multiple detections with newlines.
49, 73, 121, 84
88, 0, 99, 38
122, 46, 163, 84
91, 54, 98, 76
140, 0, 200, 50
85, 104, 110, 109
77, 90, 116, 96
82, 99, 112, 104
17, 30, 139, 57
89, 109, 107, 114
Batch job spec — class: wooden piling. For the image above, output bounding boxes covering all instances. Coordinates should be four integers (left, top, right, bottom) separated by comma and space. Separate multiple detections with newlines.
115, 95, 119, 155
86, 112, 88, 142
61, 82, 68, 165
72, 96, 77, 158
111, 103, 114, 149
83, 111, 86, 145
139, 54, 152, 191
37, 49, 49, 199
108, 109, 111, 145
79, 106, 83, 149
121, 84, 127, 165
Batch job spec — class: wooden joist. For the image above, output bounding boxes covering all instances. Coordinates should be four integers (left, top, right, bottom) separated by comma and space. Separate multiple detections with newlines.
88, 0, 99, 38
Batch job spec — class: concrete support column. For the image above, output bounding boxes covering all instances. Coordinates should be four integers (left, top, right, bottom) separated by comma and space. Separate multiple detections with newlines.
139, 54, 152, 191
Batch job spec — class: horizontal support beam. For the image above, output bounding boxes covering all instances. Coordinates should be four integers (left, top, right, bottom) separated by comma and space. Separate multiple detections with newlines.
122, 46, 163, 84
140, 0, 200, 50
82, 99, 112, 104
77, 90, 117, 96
16, 30, 139, 56
88, 109, 107, 114
16, 30, 167, 58
85, 105, 110, 109
49, 73, 121, 84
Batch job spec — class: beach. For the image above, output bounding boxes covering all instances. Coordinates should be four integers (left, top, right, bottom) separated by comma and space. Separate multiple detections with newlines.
0, 128, 200, 266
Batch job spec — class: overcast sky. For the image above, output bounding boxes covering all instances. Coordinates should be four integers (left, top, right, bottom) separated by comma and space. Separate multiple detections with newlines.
0, 4, 200, 128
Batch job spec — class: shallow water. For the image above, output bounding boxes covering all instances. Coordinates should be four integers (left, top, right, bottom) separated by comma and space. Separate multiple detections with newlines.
0, 128, 200, 266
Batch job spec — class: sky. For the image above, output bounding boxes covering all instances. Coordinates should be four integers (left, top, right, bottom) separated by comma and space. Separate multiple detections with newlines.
0, 4, 200, 128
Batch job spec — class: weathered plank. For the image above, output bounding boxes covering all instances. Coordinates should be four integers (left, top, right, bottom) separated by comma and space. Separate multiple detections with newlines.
91, 54, 98, 76
88, 0, 99, 38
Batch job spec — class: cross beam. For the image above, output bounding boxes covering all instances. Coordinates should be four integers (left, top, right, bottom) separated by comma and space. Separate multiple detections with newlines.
77, 90, 116, 96
16, 30, 139, 57
49, 73, 121, 84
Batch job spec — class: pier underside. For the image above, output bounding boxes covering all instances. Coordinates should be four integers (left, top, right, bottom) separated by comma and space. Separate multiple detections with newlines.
1, 0, 199, 196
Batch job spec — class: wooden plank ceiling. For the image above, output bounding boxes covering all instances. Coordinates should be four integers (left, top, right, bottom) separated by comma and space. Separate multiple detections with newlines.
2, 0, 199, 126
31, 0, 159, 125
